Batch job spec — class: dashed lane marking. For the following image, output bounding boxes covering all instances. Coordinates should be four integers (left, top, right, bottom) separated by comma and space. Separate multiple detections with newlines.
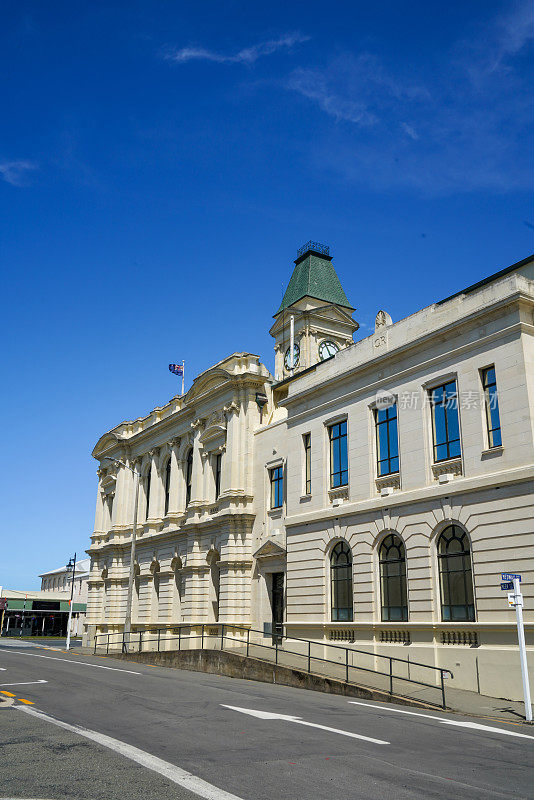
0, 680, 47, 687
4, 651, 142, 674
18, 699, 34, 705
0, 691, 16, 697
348, 701, 534, 740
16, 705, 244, 800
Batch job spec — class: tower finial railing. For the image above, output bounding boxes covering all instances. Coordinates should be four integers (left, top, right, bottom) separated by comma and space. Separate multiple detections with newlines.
296, 240, 330, 258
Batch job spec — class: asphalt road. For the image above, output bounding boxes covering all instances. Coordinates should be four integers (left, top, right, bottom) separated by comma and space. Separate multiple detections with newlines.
0, 640, 533, 800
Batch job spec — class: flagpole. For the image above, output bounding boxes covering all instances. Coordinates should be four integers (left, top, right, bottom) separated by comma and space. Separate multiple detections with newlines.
182, 360, 185, 396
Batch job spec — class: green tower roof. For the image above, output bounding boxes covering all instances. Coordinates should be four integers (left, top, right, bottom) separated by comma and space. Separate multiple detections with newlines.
276, 243, 353, 315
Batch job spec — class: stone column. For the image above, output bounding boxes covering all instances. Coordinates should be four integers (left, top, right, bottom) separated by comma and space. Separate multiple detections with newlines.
167, 438, 182, 515
223, 401, 240, 493
147, 448, 159, 519
94, 470, 105, 532
190, 420, 205, 503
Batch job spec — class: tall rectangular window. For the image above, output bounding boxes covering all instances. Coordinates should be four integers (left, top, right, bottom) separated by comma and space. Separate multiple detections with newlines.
375, 404, 399, 476
303, 433, 311, 494
270, 465, 284, 509
482, 366, 502, 448
214, 453, 222, 499
430, 381, 461, 462
329, 420, 348, 488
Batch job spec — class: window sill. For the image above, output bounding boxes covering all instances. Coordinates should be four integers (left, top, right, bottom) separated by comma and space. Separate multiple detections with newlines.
299, 494, 312, 503
328, 485, 349, 504
481, 445, 504, 458
267, 508, 283, 518
375, 473, 400, 496
431, 457, 462, 483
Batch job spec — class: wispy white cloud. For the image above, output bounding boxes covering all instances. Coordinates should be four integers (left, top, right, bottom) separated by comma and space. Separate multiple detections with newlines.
0, 160, 37, 187
286, 54, 426, 127
166, 33, 310, 66
465, 1, 534, 77
282, 4, 534, 194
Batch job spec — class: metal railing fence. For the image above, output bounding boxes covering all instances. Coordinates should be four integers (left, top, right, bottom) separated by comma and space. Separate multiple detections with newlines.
93, 623, 452, 709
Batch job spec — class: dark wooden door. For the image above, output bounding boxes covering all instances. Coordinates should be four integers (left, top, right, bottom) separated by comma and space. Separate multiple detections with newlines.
271, 572, 284, 644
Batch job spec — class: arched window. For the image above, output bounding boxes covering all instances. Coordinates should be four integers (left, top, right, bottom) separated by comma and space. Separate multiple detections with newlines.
379, 534, 408, 621
145, 468, 151, 520
330, 541, 353, 621
185, 449, 193, 506
164, 458, 172, 516
438, 525, 475, 621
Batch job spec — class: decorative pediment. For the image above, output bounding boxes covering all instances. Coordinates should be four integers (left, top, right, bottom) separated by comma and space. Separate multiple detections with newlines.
253, 539, 287, 559
200, 410, 227, 444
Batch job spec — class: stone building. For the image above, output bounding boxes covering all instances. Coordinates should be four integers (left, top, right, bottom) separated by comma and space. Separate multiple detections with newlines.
84, 243, 534, 701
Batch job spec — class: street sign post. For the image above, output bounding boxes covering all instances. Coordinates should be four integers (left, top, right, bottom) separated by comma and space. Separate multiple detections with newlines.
502, 573, 532, 723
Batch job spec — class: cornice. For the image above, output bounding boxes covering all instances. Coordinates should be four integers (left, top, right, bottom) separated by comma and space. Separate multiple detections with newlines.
283, 319, 529, 419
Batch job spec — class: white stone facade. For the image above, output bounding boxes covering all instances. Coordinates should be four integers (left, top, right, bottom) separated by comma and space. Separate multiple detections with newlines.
84, 246, 534, 702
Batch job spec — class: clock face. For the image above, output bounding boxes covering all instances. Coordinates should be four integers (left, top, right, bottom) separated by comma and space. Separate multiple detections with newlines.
319, 340, 339, 361
284, 343, 300, 370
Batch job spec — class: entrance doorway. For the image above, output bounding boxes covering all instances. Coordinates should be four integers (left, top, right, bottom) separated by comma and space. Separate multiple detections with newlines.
271, 572, 284, 644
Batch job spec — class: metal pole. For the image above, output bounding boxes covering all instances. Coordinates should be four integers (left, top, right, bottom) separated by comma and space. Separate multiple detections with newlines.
20, 594, 27, 638
513, 576, 532, 722
124, 469, 140, 651
441, 670, 446, 710
389, 658, 393, 696
182, 360, 185, 396
66, 552, 76, 651
289, 315, 295, 374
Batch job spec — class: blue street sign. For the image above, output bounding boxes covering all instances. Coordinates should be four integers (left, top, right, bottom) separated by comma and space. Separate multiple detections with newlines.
501, 582, 513, 590
502, 573, 521, 582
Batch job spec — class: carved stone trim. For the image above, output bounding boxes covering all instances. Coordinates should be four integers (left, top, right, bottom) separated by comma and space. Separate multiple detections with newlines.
431, 458, 463, 483
375, 473, 400, 496
328, 486, 349, 503
380, 629, 410, 644
375, 310, 393, 330
441, 630, 478, 647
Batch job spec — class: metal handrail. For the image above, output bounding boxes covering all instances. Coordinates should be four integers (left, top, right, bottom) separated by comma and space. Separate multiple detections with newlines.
93, 622, 452, 709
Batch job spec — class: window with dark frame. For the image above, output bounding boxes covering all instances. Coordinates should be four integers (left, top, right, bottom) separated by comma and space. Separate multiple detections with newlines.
164, 458, 171, 516
214, 453, 222, 499
438, 525, 475, 622
379, 534, 408, 621
329, 420, 348, 488
304, 433, 311, 494
430, 381, 461, 462
270, 465, 284, 509
145, 469, 151, 520
330, 541, 353, 621
375, 404, 399, 476
185, 449, 193, 506
482, 366, 502, 448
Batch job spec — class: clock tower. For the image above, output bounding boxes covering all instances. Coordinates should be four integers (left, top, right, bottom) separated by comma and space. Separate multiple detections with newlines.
270, 242, 359, 380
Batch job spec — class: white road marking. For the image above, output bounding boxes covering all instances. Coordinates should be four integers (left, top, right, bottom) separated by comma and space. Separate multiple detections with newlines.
5, 651, 142, 675
16, 706, 244, 800
0, 680, 47, 687
221, 704, 389, 744
348, 701, 534, 740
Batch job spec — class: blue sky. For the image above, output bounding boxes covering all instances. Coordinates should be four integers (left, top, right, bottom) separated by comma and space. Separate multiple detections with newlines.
2, 1, 533, 589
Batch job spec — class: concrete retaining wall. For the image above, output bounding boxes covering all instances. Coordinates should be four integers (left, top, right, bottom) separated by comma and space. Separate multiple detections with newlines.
107, 648, 439, 708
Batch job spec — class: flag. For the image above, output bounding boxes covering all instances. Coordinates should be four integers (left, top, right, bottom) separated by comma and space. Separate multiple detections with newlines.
169, 363, 184, 376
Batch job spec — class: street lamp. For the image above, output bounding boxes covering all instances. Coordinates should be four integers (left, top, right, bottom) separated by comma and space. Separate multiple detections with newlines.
104, 456, 141, 652
65, 552, 77, 650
